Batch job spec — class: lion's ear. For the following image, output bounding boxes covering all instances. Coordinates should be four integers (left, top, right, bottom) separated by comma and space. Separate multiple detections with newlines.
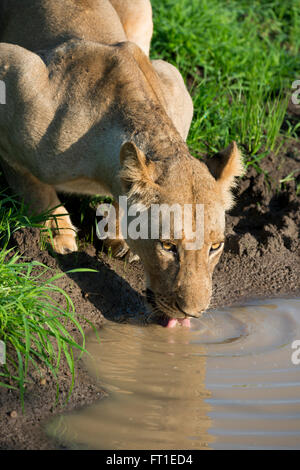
119, 142, 159, 205
206, 141, 244, 210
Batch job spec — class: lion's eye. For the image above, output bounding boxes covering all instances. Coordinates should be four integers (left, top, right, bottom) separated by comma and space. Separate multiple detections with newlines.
161, 241, 177, 254
210, 242, 223, 254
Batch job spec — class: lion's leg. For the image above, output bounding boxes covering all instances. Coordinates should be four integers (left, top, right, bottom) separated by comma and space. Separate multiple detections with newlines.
103, 200, 129, 258
46, 205, 78, 255
110, 0, 153, 56
1, 158, 77, 254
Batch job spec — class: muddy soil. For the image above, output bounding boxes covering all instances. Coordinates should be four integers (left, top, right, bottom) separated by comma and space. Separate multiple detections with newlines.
0, 139, 299, 450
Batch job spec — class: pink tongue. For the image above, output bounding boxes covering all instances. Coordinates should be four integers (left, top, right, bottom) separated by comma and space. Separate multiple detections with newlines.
166, 318, 178, 328
166, 318, 191, 328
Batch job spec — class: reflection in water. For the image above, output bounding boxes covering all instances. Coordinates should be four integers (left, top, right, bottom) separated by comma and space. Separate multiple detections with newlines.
47, 298, 300, 450
50, 326, 213, 449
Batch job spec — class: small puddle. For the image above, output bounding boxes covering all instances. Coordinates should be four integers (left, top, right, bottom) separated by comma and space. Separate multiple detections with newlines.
47, 298, 300, 449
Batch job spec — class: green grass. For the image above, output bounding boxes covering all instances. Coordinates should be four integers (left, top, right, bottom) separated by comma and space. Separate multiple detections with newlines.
0, 250, 88, 410
151, 0, 300, 162
0, 189, 53, 246
0, 190, 96, 409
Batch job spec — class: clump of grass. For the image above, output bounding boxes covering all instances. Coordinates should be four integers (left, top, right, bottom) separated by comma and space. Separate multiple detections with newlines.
0, 190, 53, 246
0, 248, 96, 410
0, 187, 97, 410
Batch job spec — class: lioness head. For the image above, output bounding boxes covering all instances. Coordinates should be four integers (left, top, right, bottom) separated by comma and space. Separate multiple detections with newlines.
119, 140, 244, 325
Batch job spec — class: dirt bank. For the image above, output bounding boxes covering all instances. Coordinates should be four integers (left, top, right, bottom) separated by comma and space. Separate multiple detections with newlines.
0, 140, 299, 449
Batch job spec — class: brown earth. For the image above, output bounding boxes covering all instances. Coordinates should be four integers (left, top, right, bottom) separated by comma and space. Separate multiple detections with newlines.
0, 139, 299, 450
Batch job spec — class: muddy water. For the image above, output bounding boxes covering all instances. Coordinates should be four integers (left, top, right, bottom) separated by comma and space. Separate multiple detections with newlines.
47, 298, 300, 450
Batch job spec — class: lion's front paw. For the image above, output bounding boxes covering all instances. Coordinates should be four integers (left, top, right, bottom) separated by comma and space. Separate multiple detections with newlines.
103, 238, 140, 263
51, 234, 78, 255
104, 238, 129, 258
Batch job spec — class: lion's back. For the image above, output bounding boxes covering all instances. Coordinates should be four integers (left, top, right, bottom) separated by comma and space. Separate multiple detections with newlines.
0, 0, 127, 52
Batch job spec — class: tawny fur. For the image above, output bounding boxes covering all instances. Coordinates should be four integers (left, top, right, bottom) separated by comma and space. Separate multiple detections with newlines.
0, 0, 244, 317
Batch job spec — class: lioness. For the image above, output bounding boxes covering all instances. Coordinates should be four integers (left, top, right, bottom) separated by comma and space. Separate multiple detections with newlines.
0, 0, 243, 327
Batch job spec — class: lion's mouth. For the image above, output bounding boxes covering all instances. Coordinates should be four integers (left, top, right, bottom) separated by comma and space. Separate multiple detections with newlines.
146, 289, 191, 328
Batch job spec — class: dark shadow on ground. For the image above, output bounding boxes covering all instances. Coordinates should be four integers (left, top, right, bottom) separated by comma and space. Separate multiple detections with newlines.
56, 250, 149, 325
